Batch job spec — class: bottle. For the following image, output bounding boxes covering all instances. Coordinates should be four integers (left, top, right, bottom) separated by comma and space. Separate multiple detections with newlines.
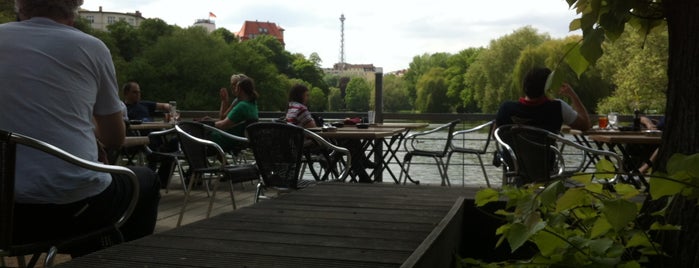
632, 109, 641, 131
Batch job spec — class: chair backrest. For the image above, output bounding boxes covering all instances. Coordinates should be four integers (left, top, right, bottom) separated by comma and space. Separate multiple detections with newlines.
408, 119, 460, 156
175, 122, 219, 170
450, 120, 494, 154
494, 124, 562, 184
0, 129, 138, 259
246, 122, 306, 189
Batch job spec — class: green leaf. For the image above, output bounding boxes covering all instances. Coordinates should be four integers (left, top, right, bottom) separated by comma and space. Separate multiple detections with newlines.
588, 237, 614, 255
475, 188, 500, 207
601, 199, 638, 231
627, 232, 653, 248
617, 261, 641, 268
614, 183, 641, 199
590, 217, 612, 238
569, 18, 582, 31
540, 180, 565, 208
649, 222, 681, 231
580, 27, 605, 65
563, 42, 589, 78
595, 158, 616, 173
556, 188, 588, 212
506, 223, 530, 252
667, 153, 699, 178
571, 172, 594, 185
532, 230, 568, 256
585, 183, 605, 195
649, 176, 686, 200
545, 69, 565, 93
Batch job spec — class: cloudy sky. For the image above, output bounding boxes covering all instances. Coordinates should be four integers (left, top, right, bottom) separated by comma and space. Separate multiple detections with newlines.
82, 0, 581, 73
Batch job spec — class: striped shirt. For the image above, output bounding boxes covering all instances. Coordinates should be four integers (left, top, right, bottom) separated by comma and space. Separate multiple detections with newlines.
286, 101, 314, 127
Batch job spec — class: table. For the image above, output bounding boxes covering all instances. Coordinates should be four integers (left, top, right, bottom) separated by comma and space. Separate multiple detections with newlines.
128, 122, 174, 131
586, 132, 661, 189
314, 127, 407, 183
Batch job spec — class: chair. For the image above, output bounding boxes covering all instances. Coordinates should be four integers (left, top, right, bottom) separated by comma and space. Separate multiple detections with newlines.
144, 127, 186, 193
0, 129, 138, 267
400, 120, 461, 186
174, 122, 259, 227
446, 120, 495, 187
246, 122, 351, 203
494, 124, 624, 186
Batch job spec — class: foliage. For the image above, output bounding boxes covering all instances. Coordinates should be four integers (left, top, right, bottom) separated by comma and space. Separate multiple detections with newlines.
595, 30, 668, 114
309, 86, 327, 112
382, 74, 412, 112
470, 154, 699, 267
446, 48, 483, 113
464, 26, 550, 113
415, 67, 450, 113
404, 52, 450, 108
344, 77, 371, 111
327, 87, 344, 111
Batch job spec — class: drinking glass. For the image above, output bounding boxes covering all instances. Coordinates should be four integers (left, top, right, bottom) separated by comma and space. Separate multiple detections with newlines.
607, 112, 618, 129
598, 116, 608, 129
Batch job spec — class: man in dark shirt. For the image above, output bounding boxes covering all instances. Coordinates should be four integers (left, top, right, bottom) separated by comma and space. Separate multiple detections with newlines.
122, 81, 177, 188
123, 81, 171, 122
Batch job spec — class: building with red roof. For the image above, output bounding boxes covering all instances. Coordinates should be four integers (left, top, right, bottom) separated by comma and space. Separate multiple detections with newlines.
236, 20, 285, 46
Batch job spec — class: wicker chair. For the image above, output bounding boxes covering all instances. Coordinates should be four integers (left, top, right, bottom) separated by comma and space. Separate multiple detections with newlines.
0, 129, 138, 268
174, 122, 259, 227
246, 122, 350, 203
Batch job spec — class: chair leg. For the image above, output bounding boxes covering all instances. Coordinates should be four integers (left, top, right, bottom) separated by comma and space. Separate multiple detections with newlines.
177, 173, 199, 227
228, 179, 237, 210
476, 155, 490, 187
445, 151, 461, 187
435, 157, 450, 187
254, 182, 263, 203
400, 154, 413, 185
206, 178, 220, 219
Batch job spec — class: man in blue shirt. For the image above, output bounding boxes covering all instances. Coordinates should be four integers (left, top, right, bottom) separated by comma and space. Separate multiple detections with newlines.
123, 81, 171, 122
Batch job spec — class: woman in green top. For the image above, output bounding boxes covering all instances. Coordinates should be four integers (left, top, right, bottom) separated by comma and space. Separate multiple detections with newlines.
212, 77, 259, 152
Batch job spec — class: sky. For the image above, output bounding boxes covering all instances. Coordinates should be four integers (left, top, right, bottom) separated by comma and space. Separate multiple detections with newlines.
82, 0, 582, 73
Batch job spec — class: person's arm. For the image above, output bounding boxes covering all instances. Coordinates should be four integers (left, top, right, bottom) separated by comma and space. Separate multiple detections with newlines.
218, 88, 231, 120
94, 111, 125, 150
155, 102, 171, 112
558, 83, 591, 131
640, 116, 657, 130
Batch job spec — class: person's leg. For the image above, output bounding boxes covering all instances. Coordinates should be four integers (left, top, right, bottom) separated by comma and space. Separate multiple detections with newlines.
117, 166, 161, 241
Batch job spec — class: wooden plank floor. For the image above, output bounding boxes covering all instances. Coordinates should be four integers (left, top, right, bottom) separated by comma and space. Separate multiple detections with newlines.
56, 183, 479, 268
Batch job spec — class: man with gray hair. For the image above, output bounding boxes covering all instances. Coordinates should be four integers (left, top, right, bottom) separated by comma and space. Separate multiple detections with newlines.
0, 0, 160, 256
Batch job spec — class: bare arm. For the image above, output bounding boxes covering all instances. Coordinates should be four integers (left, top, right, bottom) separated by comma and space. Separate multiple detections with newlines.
218, 88, 231, 120
94, 111, 125, 150
558, 83, 591, 131
156, 102, 171, 112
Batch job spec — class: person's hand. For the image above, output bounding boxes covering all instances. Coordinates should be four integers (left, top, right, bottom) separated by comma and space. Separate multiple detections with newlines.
219, 87, 229, 102
557, 83, 576, 98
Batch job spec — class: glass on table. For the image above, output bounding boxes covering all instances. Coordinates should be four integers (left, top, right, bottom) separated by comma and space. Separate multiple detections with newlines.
598, 116, 609, 129
607, 112, 618, 129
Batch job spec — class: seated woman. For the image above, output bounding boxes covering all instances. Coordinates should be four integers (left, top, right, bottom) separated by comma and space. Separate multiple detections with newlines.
285, 84, 372, 183
218, 74, 248, 120
211, 77, 259, 153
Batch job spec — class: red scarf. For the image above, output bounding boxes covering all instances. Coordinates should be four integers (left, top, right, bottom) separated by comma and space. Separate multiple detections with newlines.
519, 96, 550, 106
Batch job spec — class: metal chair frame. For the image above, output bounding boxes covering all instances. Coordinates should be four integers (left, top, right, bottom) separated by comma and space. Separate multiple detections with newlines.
400, 120, 461, 186
446, 120, 495, 187
1, 129, 138, 268
494, 124, 624, 186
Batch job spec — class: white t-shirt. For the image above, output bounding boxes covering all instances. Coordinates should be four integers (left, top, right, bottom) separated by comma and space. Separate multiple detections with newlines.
0, 18, 122, 204
558, 99, 579, 125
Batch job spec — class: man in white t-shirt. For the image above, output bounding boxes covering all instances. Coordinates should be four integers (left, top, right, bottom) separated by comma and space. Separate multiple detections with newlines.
0, 0, 160, 256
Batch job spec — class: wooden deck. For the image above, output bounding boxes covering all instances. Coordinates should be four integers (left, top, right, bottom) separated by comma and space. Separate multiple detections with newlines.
54, 182, 479, 267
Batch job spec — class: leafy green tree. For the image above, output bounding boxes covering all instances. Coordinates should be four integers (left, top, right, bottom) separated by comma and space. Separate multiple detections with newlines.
382, 74, 411, 112
137, 18, 174, 48
327, 87, 344, 111
415, 67, 450, 113
465, 26, 550, 112
595, 30, 668, 114
246, 35, 292, 75
127, 27, 233, 110
0, 0, 14, 23
344, 77, 371, 111
446, 47, 483, 112
290, 54, 328, 92
106, 20, 141, 61
309, 87, 327, 112
211, 27, 237, 44
404, 52, 450, 107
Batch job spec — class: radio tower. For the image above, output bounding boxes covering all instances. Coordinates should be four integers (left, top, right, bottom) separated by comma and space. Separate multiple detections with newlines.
339, 14, 346, 70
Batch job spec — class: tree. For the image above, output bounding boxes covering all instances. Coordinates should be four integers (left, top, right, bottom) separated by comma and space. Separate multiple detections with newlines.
344, 77, 371, 111
446, 47, 483, 112
415, 67, 450, 113
382, 74, 411, 112
404, 52, 450, 107
563, 1, 699, 266
464, 26, 550, 112
106, 20, 141, 61
327, 87, 344, 111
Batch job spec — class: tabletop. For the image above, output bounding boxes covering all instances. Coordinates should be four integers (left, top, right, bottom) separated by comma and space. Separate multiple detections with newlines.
373, 122, 429, 130
312, 127, 406, 140
588, 134, 661, 145
122, 136, 149, 147
128, 122, 174, 131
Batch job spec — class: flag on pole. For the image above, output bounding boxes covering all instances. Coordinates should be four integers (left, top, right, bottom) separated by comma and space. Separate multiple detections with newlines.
209, 12, 217, 18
